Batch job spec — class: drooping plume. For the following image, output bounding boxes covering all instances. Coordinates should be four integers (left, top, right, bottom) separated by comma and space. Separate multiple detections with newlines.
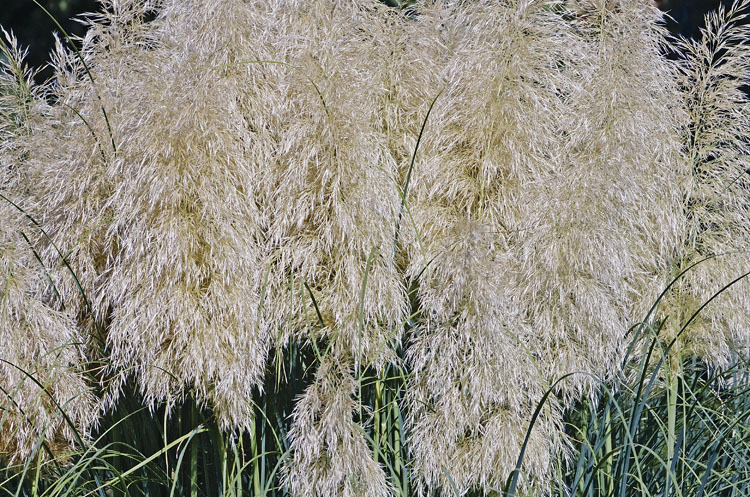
394, 1, 576, 493
21, 0, 270, 430
283, 355, 392, 497
517, 0, 685, 400
251, 0, 407, 367
249, 2, 406, 494
10, 0, 402, 490
0, 31, 98, 461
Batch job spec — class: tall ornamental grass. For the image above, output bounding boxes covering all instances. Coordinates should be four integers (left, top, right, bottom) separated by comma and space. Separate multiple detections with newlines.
0, 0, 748, 496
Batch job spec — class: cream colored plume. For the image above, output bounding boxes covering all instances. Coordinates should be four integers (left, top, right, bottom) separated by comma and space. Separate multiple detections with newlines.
9, 0, 402, 490
393, 1, 577, 493
0, 206, 98, 463
249, 1, 407, 494
283, 354, 392, 497
20, 0, 270, 430
0, 31, 98, 462
517, 0, 685, 400
248, 0, 407, 369
393, 0, 687, 493
659, 0, 750, 366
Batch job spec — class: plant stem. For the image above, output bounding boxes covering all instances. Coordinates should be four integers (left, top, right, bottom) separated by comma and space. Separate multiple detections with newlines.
190, 404, 198, 497
667, 336, 682, 497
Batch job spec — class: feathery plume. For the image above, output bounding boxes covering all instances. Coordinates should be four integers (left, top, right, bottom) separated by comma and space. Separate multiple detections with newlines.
394, 1, 576, 493
13, 0, 403, 488
283, 354, 392, 497
0, 30, 98, 462
252, 0, 407, 367
661, 0, 750, 366
253, 2, 406, 493
518, 0, 685, 399
21, 0, 270, 429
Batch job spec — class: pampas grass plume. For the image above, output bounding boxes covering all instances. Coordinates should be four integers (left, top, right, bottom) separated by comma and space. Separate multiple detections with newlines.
659, 0, 750, 366
21, 0, 270, 429
0, 31, 98, 461
394, 1, 576, 493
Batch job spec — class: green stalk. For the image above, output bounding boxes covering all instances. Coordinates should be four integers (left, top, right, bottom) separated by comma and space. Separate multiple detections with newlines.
667, 334, 682, 497
190, 404, 198, 497
31, 447, 41, 497
393, 396, 406, 496
579, 413, 587, 497
373, 378, 383, 465
604, 406, 613, 497
236, 438, 243, 496
250, 414, 261, 497
212, 428, 227, 496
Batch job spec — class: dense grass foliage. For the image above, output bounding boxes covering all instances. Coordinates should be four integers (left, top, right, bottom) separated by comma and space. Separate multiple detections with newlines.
1, 0, 749, 496
0, 336, 747, 497
556, 353, 750, 497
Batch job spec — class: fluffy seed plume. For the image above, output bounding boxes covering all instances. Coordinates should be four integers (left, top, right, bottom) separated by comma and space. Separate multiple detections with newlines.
393, 0, 688, 492
9, 0, 403, 484
250, 0, 407, 368
0, 31, 98, 461
516, 0, 685, 400
393, 1, 577, 493
283, 354, 392, 497
250, 2, 407, 493
0, 206, 97, 462
659, 0, 750, 365
18, 0, 271, 429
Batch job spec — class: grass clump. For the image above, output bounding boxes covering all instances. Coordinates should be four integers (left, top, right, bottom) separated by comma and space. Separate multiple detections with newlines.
0, 1, 749, 496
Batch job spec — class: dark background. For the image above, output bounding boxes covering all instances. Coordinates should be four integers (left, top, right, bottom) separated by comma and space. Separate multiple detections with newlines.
1, 0, 98, 80
0, 0, 737, 83
656, 0, 738, 37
